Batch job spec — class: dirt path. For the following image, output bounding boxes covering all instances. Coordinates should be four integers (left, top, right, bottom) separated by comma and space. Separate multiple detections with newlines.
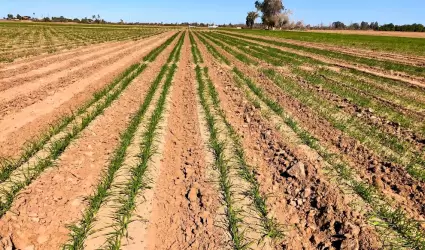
142, 34, 227, 250
195, 32, 382, 249
0, 32, 175, 159
0, 33, 175, 250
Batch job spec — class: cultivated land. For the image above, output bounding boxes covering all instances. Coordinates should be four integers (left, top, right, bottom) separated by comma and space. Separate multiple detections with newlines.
0, 23, 424, 250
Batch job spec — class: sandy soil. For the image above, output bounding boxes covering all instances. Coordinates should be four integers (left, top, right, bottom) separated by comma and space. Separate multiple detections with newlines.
0, 32, 174, 159
199, 32, 425, 222
137, 34, 227, 250
195, 33, 382, 249
0, 28, 424, 250
0, 33, 176, 250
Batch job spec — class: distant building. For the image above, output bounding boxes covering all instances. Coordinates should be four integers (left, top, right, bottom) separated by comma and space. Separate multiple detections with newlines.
208, 25, 218, 29
22, 16, 32, 20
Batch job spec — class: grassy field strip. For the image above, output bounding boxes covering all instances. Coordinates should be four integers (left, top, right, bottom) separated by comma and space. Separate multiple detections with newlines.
191, 32, 284, 242
214, 31, 425, 98
0, 32, 180, 217
208, 31, 425, 146
0, 31, 160, 53
220, 31, 425, 79
191, 34, 276, 248
220, 29, 425, 57
319, 69, 425, 116
189, 32, 204, 64
201, 32, 425, 182
262, 70, 425, 181
211, 31, 425, 113
198, 32, 258, 66
230, 68, 425, 249
64, 32, 184, 250
339, 69, 425, 106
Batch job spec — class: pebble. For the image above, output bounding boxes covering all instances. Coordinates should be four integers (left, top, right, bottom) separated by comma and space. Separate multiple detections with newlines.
36, 234, 49, 244
286, 162, 306, 180
188, 187, 198, 202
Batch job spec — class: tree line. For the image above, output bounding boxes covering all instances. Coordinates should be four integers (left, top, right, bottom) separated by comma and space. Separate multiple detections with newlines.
330, 21, 424, 32
5, 13, 105, 24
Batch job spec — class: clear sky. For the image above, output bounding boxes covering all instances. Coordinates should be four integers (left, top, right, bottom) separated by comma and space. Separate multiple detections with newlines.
1, 0, 424, 25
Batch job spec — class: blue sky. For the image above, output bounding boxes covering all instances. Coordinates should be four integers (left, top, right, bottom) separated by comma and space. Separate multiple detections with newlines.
1, 0, 424, 25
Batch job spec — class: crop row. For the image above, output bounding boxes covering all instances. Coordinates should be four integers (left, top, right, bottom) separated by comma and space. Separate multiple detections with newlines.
64, 31, 184, 249
0, 32, 181, 218
200, 31, 425, 183
192, 32, 283, 249
195, 31, 425, 249
0, 24, 169, 62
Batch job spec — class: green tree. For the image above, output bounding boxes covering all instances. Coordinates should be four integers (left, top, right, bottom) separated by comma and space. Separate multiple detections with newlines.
332, 21, 346, 29
246, 11, 258, 28
255, 0, 284, 29
360, 21, 369, 30
16, 14, 22, 20
7, 14, 14, 19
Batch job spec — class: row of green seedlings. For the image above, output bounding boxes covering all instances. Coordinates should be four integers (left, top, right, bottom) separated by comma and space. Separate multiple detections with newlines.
63, 32, 184, 250
198, 32, 258, 66
0, 31, 179, 184
192, 36, 284, 246
202, 31, 425, 246
219, 31, 425, 78
0, 28, 165, 62
194, 32, 230, 65
201, 66, 283, 241
0, 32, 180, 217
189, 32, 203, 64
0, 28, 162, 55
210, 31, 425, 106
197, 32, 424, 248
230, 68, 425, 249
199, 32, 257, 66
195, 65, 249, 249
0, 30, 179, 182
106, 63, 177, 250
212, 31, 425, 130
201, 31, 425, 183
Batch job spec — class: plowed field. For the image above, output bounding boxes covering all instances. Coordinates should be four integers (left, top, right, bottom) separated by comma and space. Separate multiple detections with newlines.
0, 27, 424, 250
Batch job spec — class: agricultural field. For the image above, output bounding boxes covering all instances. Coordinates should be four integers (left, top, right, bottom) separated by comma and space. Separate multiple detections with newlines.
0, 22, 424, 250
0, 22, 167, 62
